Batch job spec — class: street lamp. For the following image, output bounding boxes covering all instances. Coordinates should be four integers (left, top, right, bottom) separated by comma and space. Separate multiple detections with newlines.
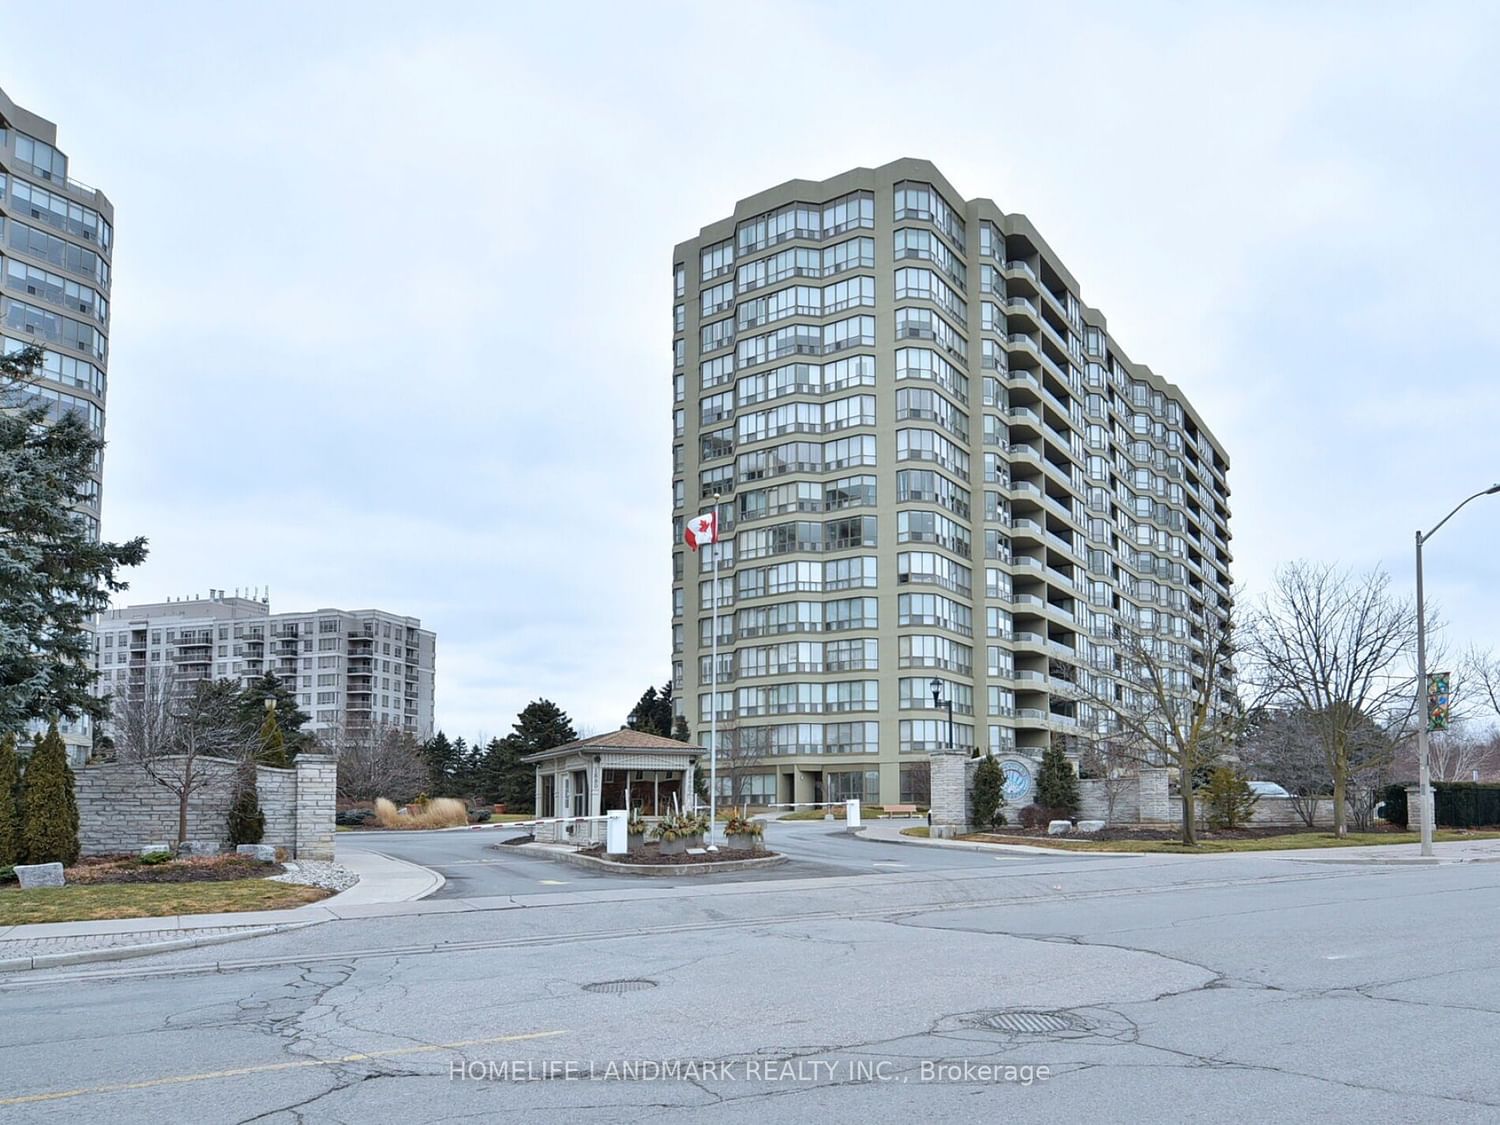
1415, 483, 1500, 856
929, 677, 954, 753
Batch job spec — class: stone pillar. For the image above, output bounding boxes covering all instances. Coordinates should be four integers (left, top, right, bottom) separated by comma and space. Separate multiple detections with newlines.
682, 758, 696, 810
1138, 767, 1172, 825
589, 758, 603, 818
929, 752, 971, 839
293, 754, 337, 860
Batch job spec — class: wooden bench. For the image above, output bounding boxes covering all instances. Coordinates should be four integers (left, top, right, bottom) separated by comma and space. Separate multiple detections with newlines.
881, 803, 919, 818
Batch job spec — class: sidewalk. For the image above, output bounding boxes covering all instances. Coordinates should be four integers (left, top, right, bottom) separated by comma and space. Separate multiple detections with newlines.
852, 819, 1142, 857
0, 847, 443, 973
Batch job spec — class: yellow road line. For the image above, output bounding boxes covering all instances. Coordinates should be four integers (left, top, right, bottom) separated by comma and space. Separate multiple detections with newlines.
0, 1029, 567, 1107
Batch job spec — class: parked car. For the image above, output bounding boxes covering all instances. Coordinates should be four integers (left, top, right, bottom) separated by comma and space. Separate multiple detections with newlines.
1247, 780, 1291, 798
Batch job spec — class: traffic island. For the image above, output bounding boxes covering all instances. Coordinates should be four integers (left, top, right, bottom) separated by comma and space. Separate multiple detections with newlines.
507, 842, 787, 877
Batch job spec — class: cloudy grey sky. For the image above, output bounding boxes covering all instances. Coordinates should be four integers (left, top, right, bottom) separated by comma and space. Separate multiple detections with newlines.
7, 0, 1499, 739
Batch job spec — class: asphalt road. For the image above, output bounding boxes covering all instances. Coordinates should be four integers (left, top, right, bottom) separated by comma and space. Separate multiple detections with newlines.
341, 817, 1025, 898
5, 833, 1500, 1122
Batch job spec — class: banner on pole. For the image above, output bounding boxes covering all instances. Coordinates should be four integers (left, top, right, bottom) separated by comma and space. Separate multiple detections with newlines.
1427, 671, 1452, 732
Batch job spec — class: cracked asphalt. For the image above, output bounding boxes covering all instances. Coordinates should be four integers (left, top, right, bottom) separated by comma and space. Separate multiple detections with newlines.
4, 823, 1499, 1122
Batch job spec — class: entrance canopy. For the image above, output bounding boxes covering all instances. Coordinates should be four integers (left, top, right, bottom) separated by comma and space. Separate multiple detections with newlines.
522, 729, 705, 819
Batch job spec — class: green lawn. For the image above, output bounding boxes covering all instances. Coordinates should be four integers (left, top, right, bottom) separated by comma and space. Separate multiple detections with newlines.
0, 880, 332, 926
941, 829, 1500, 854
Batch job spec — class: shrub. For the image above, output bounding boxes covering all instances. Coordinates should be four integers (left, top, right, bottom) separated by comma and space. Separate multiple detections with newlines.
1203, 765, 1259, 830
139, 850, 173, 865
0, 732, 19, 867
1035, 740, 1080, 817
335, 808, 375, 827
1018, 804, 1050, 830
227, 779, 266, 846
971, 755, 1007, 830
0, 865, 15, 884
373, 796, 468, 829
1432, 783, 1500, 829
20, 722, 79, 866
1380, 783, 1409, 829
469, 809, 493, 824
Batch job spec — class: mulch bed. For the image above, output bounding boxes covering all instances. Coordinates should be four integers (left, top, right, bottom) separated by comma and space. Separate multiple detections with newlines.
61, 854, 285, 885
579, 845, 771, 866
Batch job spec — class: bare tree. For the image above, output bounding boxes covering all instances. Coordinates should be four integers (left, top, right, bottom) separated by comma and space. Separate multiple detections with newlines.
113, 668, 259, 847
1239, 708, 1329, 828
1427, 728, 1500, 783
1074, 599, 1240, 846
1244, 563, 1418, 837
1077, 736, 1133, 826
716, 723, 770, 808
331, 721, 428, 803
1467, 646, 1500, 728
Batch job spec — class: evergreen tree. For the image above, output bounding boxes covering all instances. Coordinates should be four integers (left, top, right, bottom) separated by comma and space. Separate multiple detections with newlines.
477, 700, 578, 811
448, 736, 476, 795
227, 768, 265, 846
257, 702, 291, 768
422, 731, 461, 795
971, 755, 1007, 830
671, 715, 691, 742
20, 721, 79, 866
236, 674, 310, 752
0, 346, 148, 734
626, 686, 666, 736
0, 732, 19, 866
1035, 736, 1081, 816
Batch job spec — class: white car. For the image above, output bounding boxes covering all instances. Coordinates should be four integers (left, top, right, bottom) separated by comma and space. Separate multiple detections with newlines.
1247, 780, 1291, 798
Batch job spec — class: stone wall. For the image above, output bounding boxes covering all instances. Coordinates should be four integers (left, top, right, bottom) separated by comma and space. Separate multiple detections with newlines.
74, 754, 336, 859
928, 752, 976, 838
1076, 771, 1332, 828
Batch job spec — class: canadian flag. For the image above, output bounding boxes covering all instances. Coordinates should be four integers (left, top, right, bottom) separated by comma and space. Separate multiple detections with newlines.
684, 511, 719, 551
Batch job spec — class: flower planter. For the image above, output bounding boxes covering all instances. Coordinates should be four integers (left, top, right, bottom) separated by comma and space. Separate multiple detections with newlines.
681, 833, 705, 850
657, 836, 686, 856
726, 832, 763, 852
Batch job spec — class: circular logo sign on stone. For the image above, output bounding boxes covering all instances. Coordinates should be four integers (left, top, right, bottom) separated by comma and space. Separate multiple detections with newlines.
999, 758, 1033, 803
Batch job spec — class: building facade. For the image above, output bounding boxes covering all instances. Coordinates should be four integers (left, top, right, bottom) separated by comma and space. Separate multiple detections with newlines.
94, 592, 437, 745
671, 159, 1232, 809
1, 85, 116, 758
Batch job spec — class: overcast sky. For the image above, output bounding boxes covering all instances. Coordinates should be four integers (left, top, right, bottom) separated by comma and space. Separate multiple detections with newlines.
7, 1, 1499, 739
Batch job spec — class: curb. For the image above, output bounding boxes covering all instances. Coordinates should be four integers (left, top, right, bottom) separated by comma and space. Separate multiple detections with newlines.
513, 843, 788, 877
850, 827, 1146, 858
0, 920, 320, 974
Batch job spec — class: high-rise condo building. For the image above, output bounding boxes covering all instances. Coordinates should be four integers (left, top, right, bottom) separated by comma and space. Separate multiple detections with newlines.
1, 85, 115, 758
670, 159, 1232, 809
94, 592, 437, 753
0, 85, 112, 532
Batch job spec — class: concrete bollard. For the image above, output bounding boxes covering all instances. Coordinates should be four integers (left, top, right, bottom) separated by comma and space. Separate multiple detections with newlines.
605, 809, 629, 855
845, 799, 862, 829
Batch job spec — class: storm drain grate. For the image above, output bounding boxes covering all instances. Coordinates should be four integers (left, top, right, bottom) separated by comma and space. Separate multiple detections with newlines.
981, 1010, 1081, 1034
583, 979, 658, 994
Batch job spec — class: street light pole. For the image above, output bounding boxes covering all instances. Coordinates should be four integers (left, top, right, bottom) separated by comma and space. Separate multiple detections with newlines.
929, 677, 953, 753
1414, 483, 1500, 857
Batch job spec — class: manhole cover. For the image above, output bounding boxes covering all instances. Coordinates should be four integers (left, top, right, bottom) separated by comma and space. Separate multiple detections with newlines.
582, 979, 657, 994
981, 1010, 1082, 1034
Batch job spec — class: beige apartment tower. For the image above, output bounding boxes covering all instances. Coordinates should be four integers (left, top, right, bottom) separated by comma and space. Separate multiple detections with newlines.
670, 159, 1232, 809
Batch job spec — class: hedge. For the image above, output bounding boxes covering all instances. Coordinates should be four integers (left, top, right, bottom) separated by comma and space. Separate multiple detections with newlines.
1433, 782, 1500, 829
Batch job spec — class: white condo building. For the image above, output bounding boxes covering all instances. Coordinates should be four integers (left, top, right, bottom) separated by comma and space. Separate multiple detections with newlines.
93, 591, 436, 745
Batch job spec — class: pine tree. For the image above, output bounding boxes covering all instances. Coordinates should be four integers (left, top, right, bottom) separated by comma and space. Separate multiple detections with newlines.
227, 768, 265, 846
20, 721, 80, 866
0, 732, 20, 866
236, 674, 310, 752
1035, 736, 1080, 817
971, 754, 1007, 830
257, 702, 291, 768
671, 715, 691, 742
422, 731, 460, 795
479, 700, 578, 811
1, 346, 148, 733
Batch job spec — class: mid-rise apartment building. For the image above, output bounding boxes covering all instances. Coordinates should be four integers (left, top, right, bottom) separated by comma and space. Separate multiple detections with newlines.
1, 85, 115, 758
671, 159, 1232, 809
94, 592, 437, 745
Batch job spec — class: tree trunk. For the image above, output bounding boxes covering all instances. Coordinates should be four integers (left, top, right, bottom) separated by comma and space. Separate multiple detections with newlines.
1179, 764, 1196, 846
177, 758, 193, 848
1332, 772, 1347, 837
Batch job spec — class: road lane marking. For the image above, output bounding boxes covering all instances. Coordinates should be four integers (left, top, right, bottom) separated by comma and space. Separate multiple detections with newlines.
0, 1030, 568, 1107
872, 862, 906, 867
539, 880, 569, 885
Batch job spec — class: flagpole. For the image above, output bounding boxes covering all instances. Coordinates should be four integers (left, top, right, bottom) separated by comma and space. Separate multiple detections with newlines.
709, 492, 720, 840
